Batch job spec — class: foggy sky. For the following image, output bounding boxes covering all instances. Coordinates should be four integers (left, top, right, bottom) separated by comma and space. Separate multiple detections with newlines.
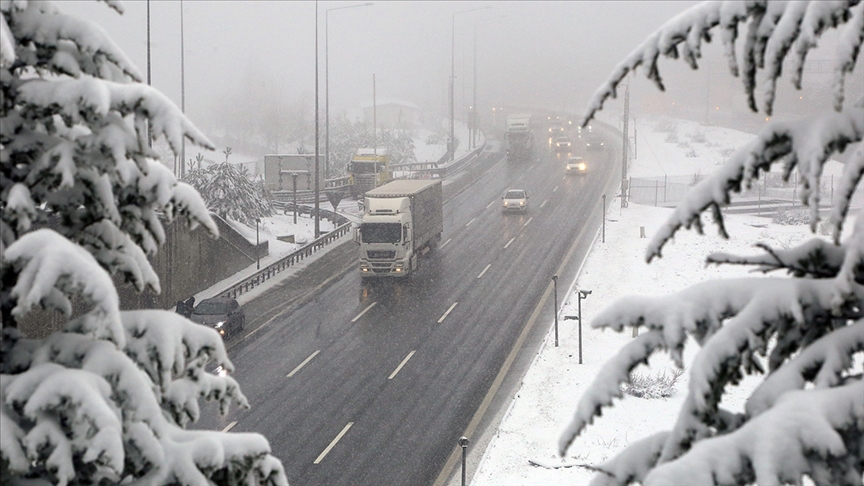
65, 2, 702, 123
65, 0, 853, 136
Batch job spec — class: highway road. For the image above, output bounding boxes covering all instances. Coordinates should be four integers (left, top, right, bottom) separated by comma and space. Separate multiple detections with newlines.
196, 121, 622, 485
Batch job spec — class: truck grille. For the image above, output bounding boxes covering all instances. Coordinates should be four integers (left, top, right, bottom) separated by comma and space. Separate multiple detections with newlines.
367, 250, 396, 259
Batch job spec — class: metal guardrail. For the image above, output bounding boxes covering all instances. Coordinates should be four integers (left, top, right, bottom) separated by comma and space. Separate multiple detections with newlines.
217, 222, 352, 300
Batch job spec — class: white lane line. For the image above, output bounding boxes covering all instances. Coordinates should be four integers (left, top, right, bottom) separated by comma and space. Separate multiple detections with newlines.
314, 422, 354, 464
440, 238, 452, 249
222, 421, 237, 433
388, 350, 416, 380
287, 350, 321, 377
438, 302, 458, 323
503, 237, 515, 249
523, 217, 533, 228
553, 185, 559, 193
465, 217, 476, 227
477, 263, 491, 279
540, 199, 548, 208
486, 200, 496, 209
351, 302, 377, 322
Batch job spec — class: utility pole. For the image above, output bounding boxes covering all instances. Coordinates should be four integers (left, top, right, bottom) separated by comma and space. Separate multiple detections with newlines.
314, 0, 320, 239
180, 0, 185, 177
621, 82, 630, 208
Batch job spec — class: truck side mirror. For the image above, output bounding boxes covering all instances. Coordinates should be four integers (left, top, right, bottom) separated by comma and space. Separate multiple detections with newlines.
353, 227, 360, 244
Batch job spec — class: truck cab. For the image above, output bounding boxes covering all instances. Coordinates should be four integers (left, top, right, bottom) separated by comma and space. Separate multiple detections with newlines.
349, 148, 391, 197
355, 180, 443, 278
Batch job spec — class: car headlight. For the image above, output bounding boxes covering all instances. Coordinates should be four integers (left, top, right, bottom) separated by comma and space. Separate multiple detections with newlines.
519, 201, 525, 206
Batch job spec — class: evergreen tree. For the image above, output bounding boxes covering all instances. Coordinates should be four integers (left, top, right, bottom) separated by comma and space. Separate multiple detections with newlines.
0, 2, 287, 484
182, 148, 274, 227
559, 2, 864, 485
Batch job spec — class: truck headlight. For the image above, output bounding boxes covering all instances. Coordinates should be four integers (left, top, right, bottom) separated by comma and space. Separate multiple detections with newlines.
215, 321, 225, 328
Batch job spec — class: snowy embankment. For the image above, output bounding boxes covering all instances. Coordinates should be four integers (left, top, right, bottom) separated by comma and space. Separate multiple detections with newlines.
470, 117, 840, 485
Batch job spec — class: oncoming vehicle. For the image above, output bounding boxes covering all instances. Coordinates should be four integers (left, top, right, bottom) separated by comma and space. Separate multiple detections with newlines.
502, 189, 529, 213
190, 297, 245, 338
566, 156, 588, 175
555, 136, 572, 152
586, 134, 605, 151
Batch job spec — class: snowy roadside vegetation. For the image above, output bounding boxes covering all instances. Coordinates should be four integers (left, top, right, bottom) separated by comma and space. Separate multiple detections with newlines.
1, 2, 287, 485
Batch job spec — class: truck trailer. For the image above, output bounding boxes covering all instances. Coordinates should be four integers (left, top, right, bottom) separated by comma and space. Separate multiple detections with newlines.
355, 179, 443, 278
505, 113, 534, 162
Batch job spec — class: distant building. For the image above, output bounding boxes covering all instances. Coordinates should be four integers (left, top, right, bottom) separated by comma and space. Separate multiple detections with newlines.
263, 154, 322, 192
361, 98, 421, 130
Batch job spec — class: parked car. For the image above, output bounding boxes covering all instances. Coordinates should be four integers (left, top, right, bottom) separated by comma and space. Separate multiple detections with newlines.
555, 136, 572, 152
190, 297, 245, 338
502, 189, 529, 213
565, 156, 588, 175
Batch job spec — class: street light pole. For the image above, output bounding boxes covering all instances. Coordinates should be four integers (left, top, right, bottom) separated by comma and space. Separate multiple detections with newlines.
553, 275, 559, 347
180, 0, 186, 177
451, 7, 489, 162
577, 290, 592, 364
326, 3, 373, 180
314, 1, 320, 239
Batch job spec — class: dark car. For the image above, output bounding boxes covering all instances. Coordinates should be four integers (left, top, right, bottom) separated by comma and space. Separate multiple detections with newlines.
190, 297, 245, 338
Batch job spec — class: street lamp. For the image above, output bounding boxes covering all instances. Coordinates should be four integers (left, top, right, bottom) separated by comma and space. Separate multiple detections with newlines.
552, 275, 559, 347
326, 3, 373, 180
577, 290, 591, 364
458, 436, 469, 486
451, 6, 490, 161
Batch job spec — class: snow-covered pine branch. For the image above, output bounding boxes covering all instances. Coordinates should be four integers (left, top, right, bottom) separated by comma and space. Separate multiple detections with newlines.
707, 237, 847, 278
561, 2, 864, 485
4, 0, 140, 82
1, 1, 288, 484
647, 105, 863, 262
580, 1, 863, 125
643, 381, 864, 486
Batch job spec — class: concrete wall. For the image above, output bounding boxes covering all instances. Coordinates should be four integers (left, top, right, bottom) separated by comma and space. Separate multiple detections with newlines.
17, 215, 267, 338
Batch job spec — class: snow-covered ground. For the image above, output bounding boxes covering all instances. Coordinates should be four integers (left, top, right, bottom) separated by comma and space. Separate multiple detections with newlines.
469, 117, 847, 485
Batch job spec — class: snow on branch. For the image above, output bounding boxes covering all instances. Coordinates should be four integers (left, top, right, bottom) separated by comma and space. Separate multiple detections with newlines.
3, 229, 124, 346
586, 431, 669, 486
581, 1, 861, 126
559, 277, 863, 460
4, 0, 141, 82
707, 237, 847, 278
1, 326, 287, 485
643, 380, 864, 486
558, 331, 666, 456
746, 320, 864, 417
647, 107, 864, 262
17, 77, 214, 155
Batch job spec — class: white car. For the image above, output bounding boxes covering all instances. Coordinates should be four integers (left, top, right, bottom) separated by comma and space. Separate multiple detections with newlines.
502, 189, 529, 213
566, 156, 587, 175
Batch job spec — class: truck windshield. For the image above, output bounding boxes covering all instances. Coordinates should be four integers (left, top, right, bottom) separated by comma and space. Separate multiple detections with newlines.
352, 162, 378, 174
361, 223, 401, 243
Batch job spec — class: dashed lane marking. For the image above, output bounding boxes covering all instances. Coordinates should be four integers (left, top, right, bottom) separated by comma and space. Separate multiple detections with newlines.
287, 350, 321, 377
314, 422, 354, 464
351, 302, 377, 322
388, 351, 416, 380
438, 302, 458, 323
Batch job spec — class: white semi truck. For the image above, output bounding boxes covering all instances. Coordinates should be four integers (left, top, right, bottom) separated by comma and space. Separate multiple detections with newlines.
355, 179, 443, 278
505, 113, 534, 161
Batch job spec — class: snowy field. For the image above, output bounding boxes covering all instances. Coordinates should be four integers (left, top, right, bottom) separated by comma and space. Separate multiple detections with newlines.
470, 118, 851, 484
